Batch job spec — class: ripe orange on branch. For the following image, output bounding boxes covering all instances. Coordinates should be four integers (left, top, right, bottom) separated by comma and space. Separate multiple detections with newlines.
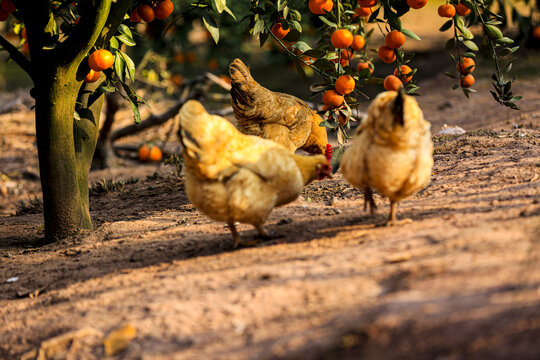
341, 49, 354, 60
88, 49, 114, 71
354, 7, 372, 18
154, 0, 174, 20
322, 90, 344, 108
378, 45, 396, 63
331, 29, 353, 49
457, 57, 475, 74
461, 74, 475, 88
138, 144, 163, 162
393, 65, 413, 83
385, 30, 405, 49
84, 70, 101, 83
308, 0, 333, 14
138, 4, 155, 22
271, 23, 290, 39
351, 35, 366, 50
335, 75, 355, 95
357, 62, 374, 74
455, 2, 471, 16
358, 0, 378, 7
406, 0, 427, 9
438, 4, 456, 18
383, 75, 403, 91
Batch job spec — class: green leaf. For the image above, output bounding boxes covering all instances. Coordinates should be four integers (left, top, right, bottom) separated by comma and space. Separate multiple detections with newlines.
401, 28, 421, 41
484, 24, 503, 39
439, 19, 453, 32
495, 37, 514, 45
463, 40, 479, 51
212, 0, 226, 14
203, 14, 220, 43
292, 41, 311, 53
114, 53, 126, 83
320, 120, 337, 129
463, 51, 476, 58
313, 58, 334, 70
330, 146, 346, 173
119, 51, 135, 81
319, 16, 338, 28
310, 82, 330, 92
303, 49, 326, 58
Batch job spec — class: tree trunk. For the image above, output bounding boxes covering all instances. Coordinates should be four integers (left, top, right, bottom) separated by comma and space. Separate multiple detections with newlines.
34, 67, 103, 241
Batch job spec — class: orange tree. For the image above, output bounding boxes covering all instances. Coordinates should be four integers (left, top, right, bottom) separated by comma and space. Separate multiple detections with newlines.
0, 0, 226, 242
246, 0, 522, 160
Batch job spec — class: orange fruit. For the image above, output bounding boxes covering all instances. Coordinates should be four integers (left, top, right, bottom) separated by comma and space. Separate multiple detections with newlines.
341, 49, 354, 60
393, 65, 413, 83
322, 90, 344, 108
378, 45, 396, 63
0, 0, 15, 13
0, 9, 9, 21
154, 0, 174, 20
340, 58, 350, 67
457, 57, 475, 74
148, 145, 163, 162
461, 74, 474, 88
351, 35, 366, 50
130, 9, 141, 22
357, 61, 374, 74
438, 4, 456, 18
169, 74, 183, 86
455, 2, 470, 16
533, 26, 540, 39
138, 144, 150, 162
138, 144, 162, 162
358, 0, 378, 6
335, 75, 355, 95
84, 69, 101, 83
385, 30, 405, 49
331, 29, 354, 49
406, 0, 427, 9
383, 75, 403, 91
88, 49, 114, 71
308, 0, 333, 14
138, 4, 155, 22
354, 7, 372, 18
271, 23, 290, 39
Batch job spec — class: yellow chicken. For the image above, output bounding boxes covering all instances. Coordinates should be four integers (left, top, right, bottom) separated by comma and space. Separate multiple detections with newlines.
229, 58, 329, 155
340, 91, 433, 224
178, 100, 332, 247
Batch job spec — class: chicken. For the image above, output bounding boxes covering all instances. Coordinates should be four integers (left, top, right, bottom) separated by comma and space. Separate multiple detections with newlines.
229, 58, 329, 155
340, 90, 433, 224
178, 100, 332, 247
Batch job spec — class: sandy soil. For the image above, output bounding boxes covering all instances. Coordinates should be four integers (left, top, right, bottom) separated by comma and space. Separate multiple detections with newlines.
0, 76, 539, 359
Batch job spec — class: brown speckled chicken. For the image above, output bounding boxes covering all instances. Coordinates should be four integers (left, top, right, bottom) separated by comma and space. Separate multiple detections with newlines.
340, 91, 433, 224
178, 100, 332, 247
229, 58, 328, 155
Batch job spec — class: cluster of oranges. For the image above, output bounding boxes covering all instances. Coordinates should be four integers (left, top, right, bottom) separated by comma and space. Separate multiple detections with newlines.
0, 0, 15, 21
84, 49, 114, 83
130, 0, 174, 23
457, 57, 476, 87
138, 143, 163, 162
438, 1, 471, 18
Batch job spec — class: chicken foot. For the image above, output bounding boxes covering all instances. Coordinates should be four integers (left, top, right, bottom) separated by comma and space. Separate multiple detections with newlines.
386, 201, 412, 226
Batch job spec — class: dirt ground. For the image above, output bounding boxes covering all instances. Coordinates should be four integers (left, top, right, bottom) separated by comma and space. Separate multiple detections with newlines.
1, 74, 540, 359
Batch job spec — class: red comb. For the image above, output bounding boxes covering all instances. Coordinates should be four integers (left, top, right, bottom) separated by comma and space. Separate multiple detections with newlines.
325, 144, 333, 163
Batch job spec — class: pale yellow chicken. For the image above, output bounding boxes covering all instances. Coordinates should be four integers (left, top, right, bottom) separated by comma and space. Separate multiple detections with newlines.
340, 91, 433, 224
178, 100, 332, 247
229, 58, 329, 155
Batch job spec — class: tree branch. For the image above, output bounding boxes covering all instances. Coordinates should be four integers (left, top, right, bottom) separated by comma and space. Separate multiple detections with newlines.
0, 34, 32, 75
96, 0, 135, 48
55, 0, 112, 67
